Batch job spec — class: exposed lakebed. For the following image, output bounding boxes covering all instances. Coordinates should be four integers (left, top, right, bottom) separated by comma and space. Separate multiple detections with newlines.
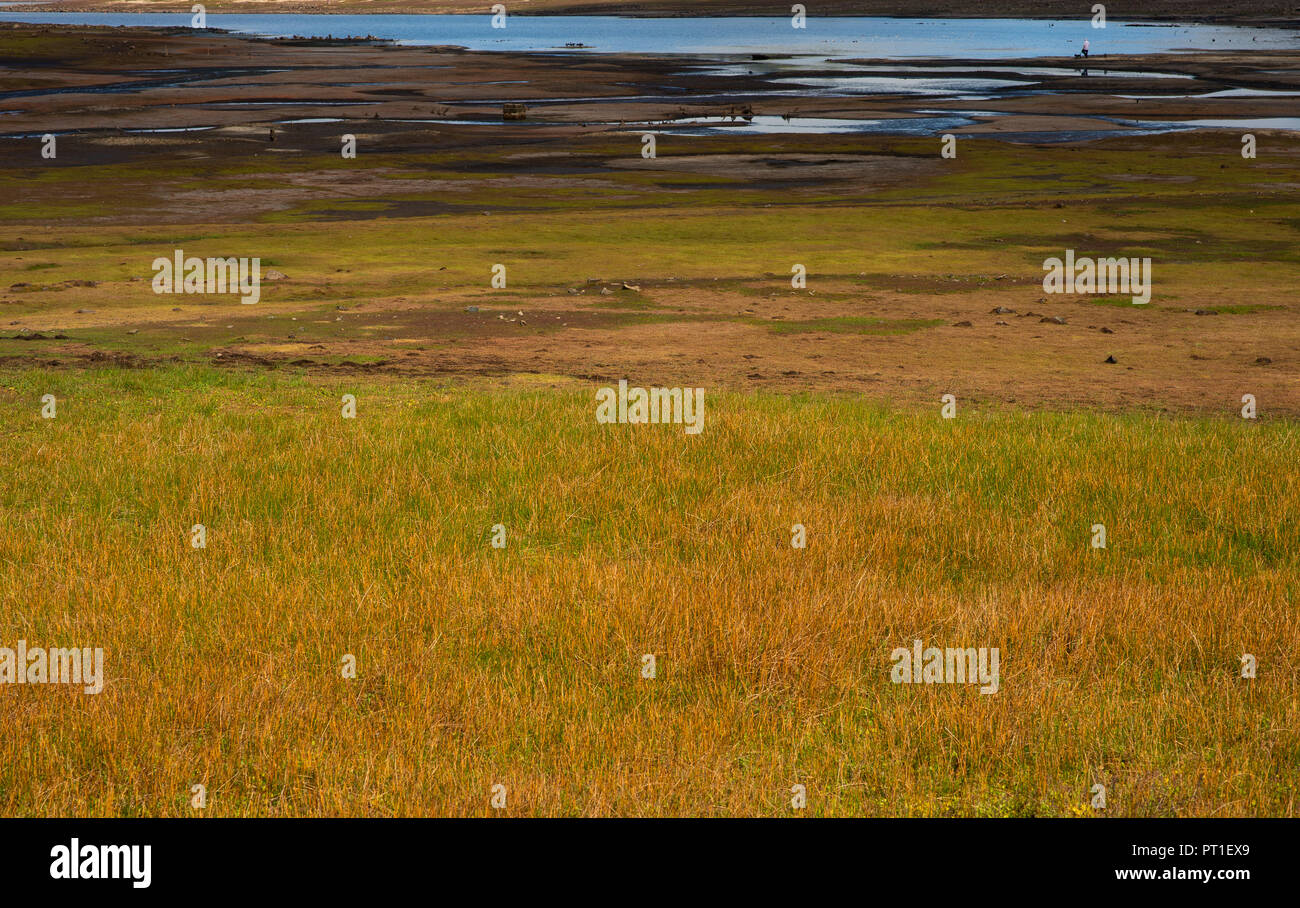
1, 14, 1297, 140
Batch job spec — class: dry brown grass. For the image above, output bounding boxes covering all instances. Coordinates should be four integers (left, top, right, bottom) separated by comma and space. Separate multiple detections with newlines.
0, 367, 1295, 816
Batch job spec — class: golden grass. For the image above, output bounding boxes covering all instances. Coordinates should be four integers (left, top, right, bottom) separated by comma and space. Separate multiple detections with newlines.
0, 366, 1296, 816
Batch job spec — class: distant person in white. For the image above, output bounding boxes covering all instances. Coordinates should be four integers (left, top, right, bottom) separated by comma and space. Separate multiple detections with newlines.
1082, 39, 1090, 57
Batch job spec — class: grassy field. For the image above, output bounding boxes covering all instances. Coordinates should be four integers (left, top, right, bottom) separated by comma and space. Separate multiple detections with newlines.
4, 153, 1296, 415
0, 365, 1295, 816
2, 23, 1297, 817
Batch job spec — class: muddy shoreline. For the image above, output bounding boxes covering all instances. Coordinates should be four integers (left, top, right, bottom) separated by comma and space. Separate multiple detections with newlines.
2, 23, 1298, 146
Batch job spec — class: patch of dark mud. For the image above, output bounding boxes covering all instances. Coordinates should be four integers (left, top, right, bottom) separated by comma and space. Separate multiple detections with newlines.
0, 350, 169, 369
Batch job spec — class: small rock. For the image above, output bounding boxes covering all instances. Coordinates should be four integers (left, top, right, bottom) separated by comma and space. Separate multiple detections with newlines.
621, 282, 641, 292
953, 320, 972, 327
1041, 315, 1067, 325
264, 270, 288, 281
991, 306, 1016, 314
465, 306, 479, 313
1194, 309, 1218, 316
1256, 356, 1272, 364
1104, 355, 1117, 364
995, 320, 1009, 326
1100, 326, 1113, 334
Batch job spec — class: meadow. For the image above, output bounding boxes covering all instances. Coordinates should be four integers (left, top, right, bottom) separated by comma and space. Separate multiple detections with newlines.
0, 366, 1295, 816
0, 23, 1296, 818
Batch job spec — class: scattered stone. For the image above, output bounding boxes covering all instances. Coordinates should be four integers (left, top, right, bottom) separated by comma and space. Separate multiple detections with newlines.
1194, 308, 1218, 316
991, 306, 1015, 314
75, 309, 93, 314
995, 320, 1010, 326
953, 320, 972, 327
1104, 355, 1117, 363
1041, 315, 1067, 325
621, 282, 641, 292
600, 287, 612, 295
264, 270, 288, 281
127, 329, 139, 335
1100, 326, 1113, 333
465, 306, 479, 313
1256, 356, 1272, 364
